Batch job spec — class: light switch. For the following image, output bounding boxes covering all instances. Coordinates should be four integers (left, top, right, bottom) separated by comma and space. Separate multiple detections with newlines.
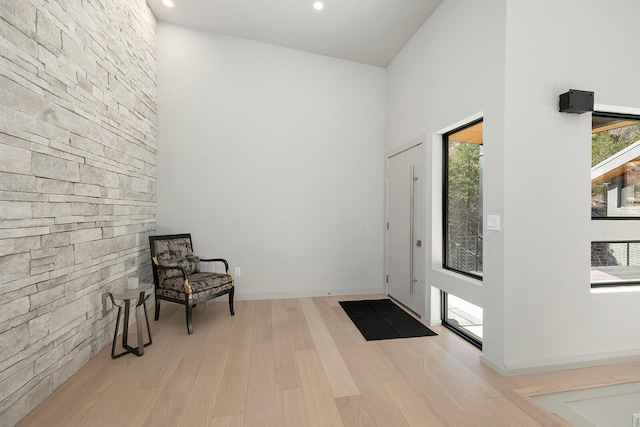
487, 215, 501, 231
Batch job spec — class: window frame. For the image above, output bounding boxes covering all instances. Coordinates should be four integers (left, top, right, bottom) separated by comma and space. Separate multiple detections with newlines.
442, 118, 484, 280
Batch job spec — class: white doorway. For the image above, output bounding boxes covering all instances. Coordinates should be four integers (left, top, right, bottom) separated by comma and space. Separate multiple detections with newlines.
386, 143, 424, 316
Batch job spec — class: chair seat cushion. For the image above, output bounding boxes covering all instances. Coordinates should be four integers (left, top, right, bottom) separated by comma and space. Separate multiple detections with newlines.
156, 272, 233, 301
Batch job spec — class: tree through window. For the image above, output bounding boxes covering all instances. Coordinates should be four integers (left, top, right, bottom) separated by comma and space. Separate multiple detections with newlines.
443, 119, 483, 278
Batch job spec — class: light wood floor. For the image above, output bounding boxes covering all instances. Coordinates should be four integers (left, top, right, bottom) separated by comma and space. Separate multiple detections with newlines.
17, 295, 640, 426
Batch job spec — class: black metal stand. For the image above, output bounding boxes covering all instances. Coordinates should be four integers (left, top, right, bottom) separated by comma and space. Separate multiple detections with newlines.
110, 290, 153, 359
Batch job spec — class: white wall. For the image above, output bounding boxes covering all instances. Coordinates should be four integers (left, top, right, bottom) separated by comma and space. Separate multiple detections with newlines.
156, 23, 386, 299
388, 0, 640, 374
387, 0, 508, 369
502, 0, 640, 371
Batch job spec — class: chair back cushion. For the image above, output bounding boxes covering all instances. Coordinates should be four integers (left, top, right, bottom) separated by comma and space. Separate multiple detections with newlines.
152, 236, 201, 283
158, 255, 200, 279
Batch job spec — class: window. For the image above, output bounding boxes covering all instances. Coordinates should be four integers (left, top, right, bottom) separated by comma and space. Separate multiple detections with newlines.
591, 241, 640, 287
441, 292, 483, 348
443, 119, 483, 278
591, 113, 640, 218
591, 111, 640, 288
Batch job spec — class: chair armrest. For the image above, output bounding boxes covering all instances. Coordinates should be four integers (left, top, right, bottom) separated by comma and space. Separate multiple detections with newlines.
200, 258, 229, 271
155, 263, 188, 280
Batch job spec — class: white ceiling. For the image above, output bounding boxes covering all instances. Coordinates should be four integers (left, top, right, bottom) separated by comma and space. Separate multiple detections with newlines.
145, 0, 442, 68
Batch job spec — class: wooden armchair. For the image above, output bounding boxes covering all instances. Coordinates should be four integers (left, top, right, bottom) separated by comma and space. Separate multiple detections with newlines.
149, 233, 234, 334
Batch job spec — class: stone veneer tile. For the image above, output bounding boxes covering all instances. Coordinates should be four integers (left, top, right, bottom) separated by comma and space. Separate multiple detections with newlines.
0, 227, 51, 239
0, 364, 34, 403
0, 143, 31, 175
73, 183, 101, 198
69, 228, 102, 245
51, 345, 92, 389
0, 201, 32, 219
30, 152, 80, 183
0, 235, 40, 257
0, 377, 52, 427
0, 0, 157, 425
0, 296, 30, 324
0, 253, 31, 283
33, 345, 65, 377
0, 172, 36, 192
35, 178, 73, 195
0, 324, 30, 364
40, 232, 70, 249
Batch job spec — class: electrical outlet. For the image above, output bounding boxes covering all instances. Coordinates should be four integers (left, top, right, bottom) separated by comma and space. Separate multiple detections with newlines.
102, 293, 113, 316
633, 413, 640, 427
234, 267, 241, 277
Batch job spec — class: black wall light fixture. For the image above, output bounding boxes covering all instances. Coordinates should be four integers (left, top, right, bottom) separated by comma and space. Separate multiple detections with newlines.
559, 89, 594, 114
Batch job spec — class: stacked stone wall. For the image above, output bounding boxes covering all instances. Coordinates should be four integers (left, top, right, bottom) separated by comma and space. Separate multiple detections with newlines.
0, 0, 156, 425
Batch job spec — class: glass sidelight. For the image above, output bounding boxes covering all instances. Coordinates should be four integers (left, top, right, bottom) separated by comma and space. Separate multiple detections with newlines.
441, 292, 483, 348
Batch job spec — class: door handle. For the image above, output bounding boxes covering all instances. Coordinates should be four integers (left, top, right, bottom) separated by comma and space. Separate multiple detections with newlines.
416, 240, 422, 247
410, 165, 415, 293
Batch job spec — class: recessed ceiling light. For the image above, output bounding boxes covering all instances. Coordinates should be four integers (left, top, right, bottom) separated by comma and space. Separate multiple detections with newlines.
162, 0, 174, 7
313, 1, 324, 11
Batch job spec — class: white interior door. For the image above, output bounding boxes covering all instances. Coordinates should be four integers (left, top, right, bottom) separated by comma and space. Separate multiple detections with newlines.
387, 144, 424, 316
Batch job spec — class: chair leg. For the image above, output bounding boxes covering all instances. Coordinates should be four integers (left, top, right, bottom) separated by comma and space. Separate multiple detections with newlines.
186, 302, 193, 335
229, 287, 235, 315
154, 298, 161, 321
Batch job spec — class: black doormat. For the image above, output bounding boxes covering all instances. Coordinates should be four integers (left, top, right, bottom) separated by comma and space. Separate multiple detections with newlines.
339, 299, 437, 341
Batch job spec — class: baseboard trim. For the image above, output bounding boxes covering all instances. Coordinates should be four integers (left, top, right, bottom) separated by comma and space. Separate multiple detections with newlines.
208, 287, 386, 303
481, 349, 640, 377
